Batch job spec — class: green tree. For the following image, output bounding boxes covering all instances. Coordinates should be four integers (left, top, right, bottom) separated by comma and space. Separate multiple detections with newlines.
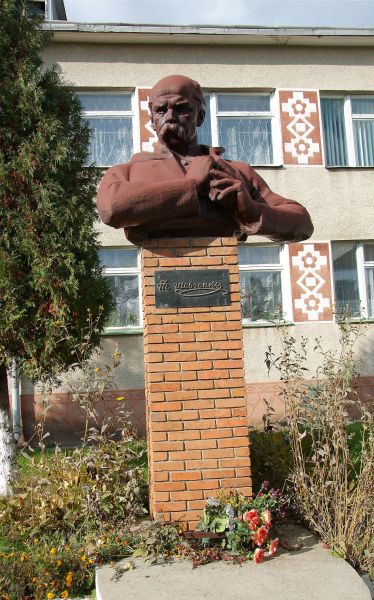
0, 0, 112, 485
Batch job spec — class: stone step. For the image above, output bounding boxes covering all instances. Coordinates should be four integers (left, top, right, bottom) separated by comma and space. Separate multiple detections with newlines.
95, 523, 371, 600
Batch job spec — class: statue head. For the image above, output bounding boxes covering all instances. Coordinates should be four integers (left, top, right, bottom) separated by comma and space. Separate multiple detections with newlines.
148, 75, 206, 154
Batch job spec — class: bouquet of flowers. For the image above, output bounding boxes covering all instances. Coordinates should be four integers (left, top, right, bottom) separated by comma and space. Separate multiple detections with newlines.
198, 483, 286, 563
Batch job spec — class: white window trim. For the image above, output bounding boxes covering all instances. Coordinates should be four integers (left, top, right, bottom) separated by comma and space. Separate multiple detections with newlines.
100, 247, 143, 331
331, 241, 374, 320
356, 243, 374, 320
78, 91, 135, 168
207, 91, 281, 167
238, 243, 293, 324
322, 94, 374, 167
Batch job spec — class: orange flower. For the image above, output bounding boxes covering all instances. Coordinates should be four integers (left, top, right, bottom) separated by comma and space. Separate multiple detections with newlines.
50, 547, 57, 556
47, 593, 54, 600
253, 526, 268, 546
243, 509, 261, 529
261, 509, 272, 527
253, 548, 265, 564
60, 592, 69, 599
268, 538, 279, 556
65, 572, 73, 587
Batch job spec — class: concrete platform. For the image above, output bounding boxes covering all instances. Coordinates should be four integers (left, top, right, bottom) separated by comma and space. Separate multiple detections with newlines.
96, 523, 371, 600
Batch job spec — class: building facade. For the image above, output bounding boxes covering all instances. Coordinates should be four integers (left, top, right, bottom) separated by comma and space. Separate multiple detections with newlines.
21, 13, 374, 444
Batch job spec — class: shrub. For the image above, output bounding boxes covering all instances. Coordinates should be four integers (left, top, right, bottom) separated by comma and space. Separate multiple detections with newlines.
0, 344, 147, 599
269, 317, 374, 573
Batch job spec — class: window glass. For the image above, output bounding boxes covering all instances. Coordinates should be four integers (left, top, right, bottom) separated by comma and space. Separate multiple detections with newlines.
77, 92, 133, 167
240, 271, 282, 322
239, 244, 284, 322
217, 95, 270, 112
105, 275, 140, 327
351, 98, 374, 115
321, 96, 374, 167
239, 245, 280, 265
364, 244, 374, 318
320, 98, 348, 167
78, 94, 132, 112
332, 243, 360, 316
353, 120, 374, 167
99, 248, 140, 328
365, 267, 374, 318
197, 93, 212, 147
364, 244, 374, 261
99, 248, 138, 269
218, 117, 273, 164
86, 116, 133, 166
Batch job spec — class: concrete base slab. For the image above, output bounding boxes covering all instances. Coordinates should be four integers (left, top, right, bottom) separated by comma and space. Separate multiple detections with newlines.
96, 523, 371, 600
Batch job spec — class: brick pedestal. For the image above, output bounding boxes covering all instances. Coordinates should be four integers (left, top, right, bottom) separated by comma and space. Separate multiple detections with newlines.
141, 237, 252, 529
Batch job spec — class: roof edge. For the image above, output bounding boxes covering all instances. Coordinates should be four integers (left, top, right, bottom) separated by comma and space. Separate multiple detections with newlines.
43, 22, 374, 45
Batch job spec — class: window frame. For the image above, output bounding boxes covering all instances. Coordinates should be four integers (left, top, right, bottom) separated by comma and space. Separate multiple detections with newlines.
204, 91, 282, 166
321, 94, 374, 167
77, 90, 136, 168
99, 247, 143, 333
331, 241, 374, 320
238, 243, 292, 325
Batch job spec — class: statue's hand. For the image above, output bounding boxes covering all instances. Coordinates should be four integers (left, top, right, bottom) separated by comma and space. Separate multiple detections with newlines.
186, 156, 215, 194
209, 168, 261, 221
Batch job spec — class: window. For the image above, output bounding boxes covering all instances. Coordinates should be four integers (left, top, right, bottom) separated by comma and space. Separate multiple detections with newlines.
197, 93, 279, 165
321, 96, 374, 167
27, 1, 45, 16
98, 248, 141, 329
77, 92, 134, 167
238, 244, 291, 323
331, 242, 374, 318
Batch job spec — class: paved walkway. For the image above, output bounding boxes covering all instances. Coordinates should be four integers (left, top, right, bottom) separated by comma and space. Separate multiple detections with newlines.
95, 523, 371, 600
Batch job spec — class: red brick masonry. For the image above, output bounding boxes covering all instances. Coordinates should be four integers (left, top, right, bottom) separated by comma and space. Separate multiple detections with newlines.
141, 237, 252, 529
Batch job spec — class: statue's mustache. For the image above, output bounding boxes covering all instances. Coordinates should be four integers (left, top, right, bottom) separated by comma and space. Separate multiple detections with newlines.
159, 122, 187, 140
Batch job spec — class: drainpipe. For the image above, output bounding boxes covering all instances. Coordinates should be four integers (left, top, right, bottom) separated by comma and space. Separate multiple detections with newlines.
10, 358, 21, 442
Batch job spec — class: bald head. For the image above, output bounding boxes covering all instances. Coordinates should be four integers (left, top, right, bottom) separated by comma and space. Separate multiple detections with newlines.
148, 75, 206, 153
149, 75, 206, 111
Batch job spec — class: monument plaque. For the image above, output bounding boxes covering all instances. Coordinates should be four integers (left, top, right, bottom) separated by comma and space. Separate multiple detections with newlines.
155, 269, 231, 308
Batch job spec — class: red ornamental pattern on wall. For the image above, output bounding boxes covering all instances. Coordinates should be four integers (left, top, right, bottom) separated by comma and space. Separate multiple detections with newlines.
289, 243, 333, 322
138, 88, 158, 152
279, 91, 323, 166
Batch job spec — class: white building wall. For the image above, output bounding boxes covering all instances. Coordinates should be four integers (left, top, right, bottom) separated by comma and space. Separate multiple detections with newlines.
35, 38, 374, 410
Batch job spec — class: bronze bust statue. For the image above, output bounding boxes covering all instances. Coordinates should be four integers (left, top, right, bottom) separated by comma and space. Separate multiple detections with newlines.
97, 75, 313, 244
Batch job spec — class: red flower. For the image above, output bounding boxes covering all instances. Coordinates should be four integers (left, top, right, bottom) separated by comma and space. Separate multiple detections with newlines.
253, 548, 265, 564
243, 510, 261, 529
261, 509, 272, 527
268, 538, 279, 556
253, 526, 269, 547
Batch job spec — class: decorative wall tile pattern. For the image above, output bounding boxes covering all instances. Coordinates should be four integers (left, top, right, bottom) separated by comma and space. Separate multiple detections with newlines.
279, 91, 323, 165
138, 88, 157, 153
289, 242, 333, 322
